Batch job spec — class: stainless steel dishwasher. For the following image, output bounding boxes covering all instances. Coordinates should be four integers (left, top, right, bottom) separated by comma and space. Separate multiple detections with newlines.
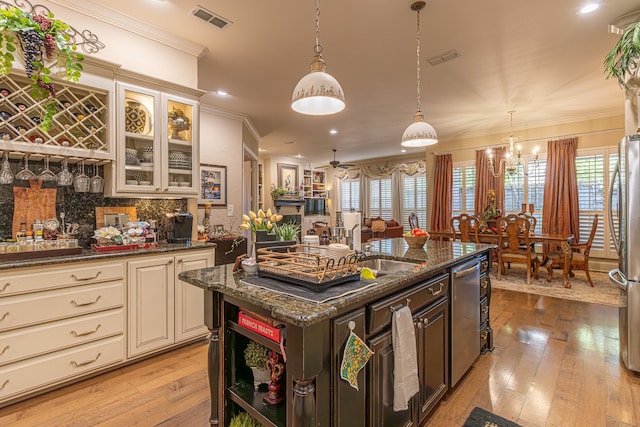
450, 258, 480, 387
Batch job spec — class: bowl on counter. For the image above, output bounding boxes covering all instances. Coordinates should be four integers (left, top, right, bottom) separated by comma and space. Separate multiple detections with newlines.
404, 235, 429, 249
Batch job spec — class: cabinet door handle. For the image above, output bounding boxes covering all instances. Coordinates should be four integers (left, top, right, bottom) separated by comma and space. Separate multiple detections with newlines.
481, 331, 488, 339
0, 312, 8, 322
0, 345, 9, 356
482, 306, 489, 314
164, 187, 169, 192
0, 379, 8, 391
70, 324, 101, 337
0, 282, 9, 293
168, 259, 174, 264
70, 296, 101, 307
71, 271, 102, 282
155, 187, 160, 191
481, 278, 489, 289
415, 320, 423, 329
428, 283, 444, 295
70, 352, 101, 368
481, 260, 489, 270
177, 258, 183, 264
423, 318, 429, 327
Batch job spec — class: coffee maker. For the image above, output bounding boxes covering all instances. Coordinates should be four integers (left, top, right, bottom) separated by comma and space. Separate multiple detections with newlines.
166, 211, 193, 243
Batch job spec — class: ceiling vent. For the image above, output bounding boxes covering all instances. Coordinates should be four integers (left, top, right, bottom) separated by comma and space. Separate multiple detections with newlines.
427, 49, 460, 66
191, 5, 232, 29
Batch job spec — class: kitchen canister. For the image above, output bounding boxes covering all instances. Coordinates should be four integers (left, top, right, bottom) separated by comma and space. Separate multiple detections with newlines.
303, 234, 320, 254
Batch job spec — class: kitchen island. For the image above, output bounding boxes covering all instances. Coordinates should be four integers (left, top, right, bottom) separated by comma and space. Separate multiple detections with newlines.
179, 238, 493, 426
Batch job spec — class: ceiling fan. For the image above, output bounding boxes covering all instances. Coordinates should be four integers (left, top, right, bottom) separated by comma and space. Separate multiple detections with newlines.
328, 149, 355, 169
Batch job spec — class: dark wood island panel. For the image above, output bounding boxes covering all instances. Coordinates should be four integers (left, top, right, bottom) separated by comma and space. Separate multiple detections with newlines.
179, 238, 494, 426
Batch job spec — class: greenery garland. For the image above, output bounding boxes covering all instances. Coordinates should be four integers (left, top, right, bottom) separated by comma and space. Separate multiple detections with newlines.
604, 18, 640, 89
0, 7, 84, 131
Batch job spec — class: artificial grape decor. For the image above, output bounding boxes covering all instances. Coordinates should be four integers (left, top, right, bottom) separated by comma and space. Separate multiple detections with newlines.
0, 7, 84, 131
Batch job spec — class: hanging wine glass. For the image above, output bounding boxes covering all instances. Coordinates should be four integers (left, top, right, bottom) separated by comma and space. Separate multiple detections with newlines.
57, 158, 73, 186
73, 160, 90, 192
38, 155, 57, 182
90, 163, 104, 193
15, 154, 36, 181
0, 151, 13, 185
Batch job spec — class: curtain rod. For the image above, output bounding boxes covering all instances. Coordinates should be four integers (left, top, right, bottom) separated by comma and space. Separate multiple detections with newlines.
431, 127, 625, 155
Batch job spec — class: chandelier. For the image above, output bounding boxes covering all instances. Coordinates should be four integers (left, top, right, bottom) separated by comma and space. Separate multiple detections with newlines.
291, 0, 345, 115
486, 110, 537, 178
401, 1, 437, 147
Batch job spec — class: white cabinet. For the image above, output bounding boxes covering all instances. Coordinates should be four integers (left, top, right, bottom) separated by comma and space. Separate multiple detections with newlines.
107, 82, 200, 197
127, 249, 213, 358
0, 260, 125, 404
175, 252, 211, 342
127, 255, 175, 357
303, 169, 326, 199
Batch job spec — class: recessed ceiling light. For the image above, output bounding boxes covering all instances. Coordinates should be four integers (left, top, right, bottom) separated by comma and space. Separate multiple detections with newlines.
401, 149, 407, 153
259, 148, 266, 152
329, 129, 337, 134
296, 154, 304, 158
216, 90, 229, 96
579, 3, 599, 14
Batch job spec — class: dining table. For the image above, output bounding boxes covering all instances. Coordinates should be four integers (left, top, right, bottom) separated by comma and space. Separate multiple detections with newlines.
428, 230, 575, 288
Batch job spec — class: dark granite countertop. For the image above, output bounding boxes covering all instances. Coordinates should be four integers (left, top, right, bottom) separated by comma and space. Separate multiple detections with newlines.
0, 241, 216, 271
179, 238, 493, 327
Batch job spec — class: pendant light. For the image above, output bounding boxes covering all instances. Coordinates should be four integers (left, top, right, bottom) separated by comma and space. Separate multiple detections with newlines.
291, 0, 345, 115
401, 1, 438, 147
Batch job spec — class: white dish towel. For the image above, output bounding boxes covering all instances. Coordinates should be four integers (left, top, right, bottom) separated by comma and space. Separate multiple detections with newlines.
392, 305, 419, 411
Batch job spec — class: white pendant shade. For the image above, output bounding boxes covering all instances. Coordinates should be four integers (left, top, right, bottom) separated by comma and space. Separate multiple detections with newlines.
291, 58, 345, 115
401, 112, 438, 147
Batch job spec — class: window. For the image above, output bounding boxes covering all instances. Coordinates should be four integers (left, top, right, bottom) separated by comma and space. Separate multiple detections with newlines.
452, 161, 475, 217
502, 154, 544, 234
369, 177, 392, 219
401, 173, 427, 231
575, 148, 617, 258
339, 179, 360, 213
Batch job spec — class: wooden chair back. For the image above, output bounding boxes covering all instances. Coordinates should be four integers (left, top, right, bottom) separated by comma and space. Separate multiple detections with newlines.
451, 214, 480, 243
408, 212, 419, 230
580, 214, 598, 256
516, 212, 537, 233
497, 214, 531, 254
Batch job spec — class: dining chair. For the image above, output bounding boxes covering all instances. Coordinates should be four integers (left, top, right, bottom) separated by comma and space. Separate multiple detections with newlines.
451, 213, 480, 243
545, 214, 598, 286
408, 212, 419, 230
497, 214, 540, 285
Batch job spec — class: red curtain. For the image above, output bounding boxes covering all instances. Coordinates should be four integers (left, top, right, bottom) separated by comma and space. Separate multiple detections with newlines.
475, 148, 506, 217
542, 137, 580, 243
430, 154, 452, 231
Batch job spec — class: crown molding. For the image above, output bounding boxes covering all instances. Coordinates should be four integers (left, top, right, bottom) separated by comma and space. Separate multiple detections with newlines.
48, 0, 208, 58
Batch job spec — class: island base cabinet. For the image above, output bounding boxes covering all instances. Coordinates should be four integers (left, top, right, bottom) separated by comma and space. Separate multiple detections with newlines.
415, 298, 449, 423
332, 308, 367, 426
367, 330, 415, 427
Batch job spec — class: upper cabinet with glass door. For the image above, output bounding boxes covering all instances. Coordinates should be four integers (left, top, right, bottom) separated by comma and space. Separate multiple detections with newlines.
110, 82, 199, 196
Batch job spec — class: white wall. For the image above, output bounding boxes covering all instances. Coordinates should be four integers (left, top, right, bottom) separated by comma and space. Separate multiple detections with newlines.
198, 106, 245, 232
43, 0, 201, 88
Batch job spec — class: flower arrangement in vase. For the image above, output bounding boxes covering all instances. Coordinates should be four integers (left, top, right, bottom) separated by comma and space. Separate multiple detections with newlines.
0, 7, 85, 130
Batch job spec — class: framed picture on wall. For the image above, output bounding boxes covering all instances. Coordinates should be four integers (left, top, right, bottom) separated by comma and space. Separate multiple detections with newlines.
277, 163, 298, 194
199, 164, 227, 206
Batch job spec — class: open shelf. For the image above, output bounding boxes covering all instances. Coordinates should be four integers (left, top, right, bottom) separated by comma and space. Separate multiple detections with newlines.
227, 381, 286, 427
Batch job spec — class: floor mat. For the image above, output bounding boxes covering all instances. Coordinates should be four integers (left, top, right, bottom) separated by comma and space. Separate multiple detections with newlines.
463, 407, 523, 427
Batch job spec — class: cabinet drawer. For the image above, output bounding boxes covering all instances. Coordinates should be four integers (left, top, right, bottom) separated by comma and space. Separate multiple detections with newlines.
0, 261, 124, 297
480, 297, 489, 325
480, 323, 493, 354
0, 336, 124, 401
479, 254, 489, 274
0, 282, 124, 332
480, 274, 490, 299
367, 274, 449, 336
0, 309, 123, 366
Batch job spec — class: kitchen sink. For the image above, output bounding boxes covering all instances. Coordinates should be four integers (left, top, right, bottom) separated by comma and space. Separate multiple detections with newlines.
362, 258, 419, 276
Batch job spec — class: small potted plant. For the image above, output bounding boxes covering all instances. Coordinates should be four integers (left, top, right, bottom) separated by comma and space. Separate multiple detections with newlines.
273, 221, 301, 242
229, 411, 260, 427
244, 340, 270, 390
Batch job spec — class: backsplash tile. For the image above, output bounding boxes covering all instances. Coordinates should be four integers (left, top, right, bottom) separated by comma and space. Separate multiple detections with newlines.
0, 160, 187, 247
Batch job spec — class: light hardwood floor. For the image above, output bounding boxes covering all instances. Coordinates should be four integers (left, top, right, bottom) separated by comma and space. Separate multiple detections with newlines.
1, 289, 639, 426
